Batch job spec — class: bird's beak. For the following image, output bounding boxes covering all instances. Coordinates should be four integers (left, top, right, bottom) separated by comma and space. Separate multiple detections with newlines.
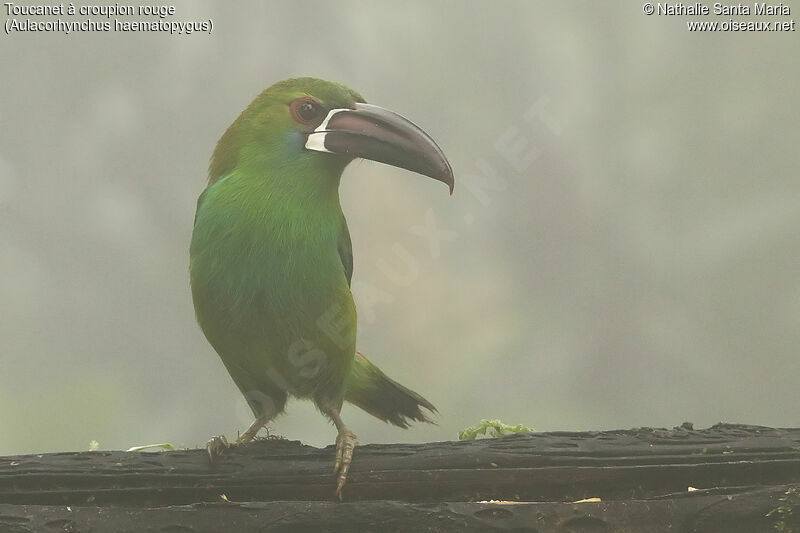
305, 103, 454, 194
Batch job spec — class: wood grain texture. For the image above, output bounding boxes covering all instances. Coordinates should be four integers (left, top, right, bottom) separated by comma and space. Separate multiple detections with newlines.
1, 423, 799, 531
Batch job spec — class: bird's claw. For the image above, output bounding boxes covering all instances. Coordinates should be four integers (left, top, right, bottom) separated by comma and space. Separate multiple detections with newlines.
334, 430, 358, 500
206, 435, 230, 462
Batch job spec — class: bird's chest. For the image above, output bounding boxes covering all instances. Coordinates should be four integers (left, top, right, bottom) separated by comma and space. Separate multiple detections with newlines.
191, 197, 354, 343
196, 217, 344, 307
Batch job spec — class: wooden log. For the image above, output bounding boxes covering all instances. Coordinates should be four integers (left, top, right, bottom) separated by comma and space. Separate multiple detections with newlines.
0, 487, 796, 533
0, 423, 799, 531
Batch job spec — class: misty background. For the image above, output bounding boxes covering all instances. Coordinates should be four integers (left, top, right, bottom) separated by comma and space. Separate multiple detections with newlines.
1, 1, 798, 456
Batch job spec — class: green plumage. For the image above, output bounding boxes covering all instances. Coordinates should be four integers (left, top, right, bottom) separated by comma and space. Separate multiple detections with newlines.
190, 78, 438, 437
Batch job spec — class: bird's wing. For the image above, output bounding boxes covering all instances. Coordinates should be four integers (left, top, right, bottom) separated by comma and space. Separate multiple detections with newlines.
193, 187, 210, 227
338, 215, 353, 286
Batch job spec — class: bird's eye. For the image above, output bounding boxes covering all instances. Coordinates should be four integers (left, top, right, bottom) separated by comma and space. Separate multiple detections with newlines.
290, 97, 325, 126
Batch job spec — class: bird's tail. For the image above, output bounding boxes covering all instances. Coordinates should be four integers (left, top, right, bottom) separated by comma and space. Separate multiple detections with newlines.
344, 352, 437, 428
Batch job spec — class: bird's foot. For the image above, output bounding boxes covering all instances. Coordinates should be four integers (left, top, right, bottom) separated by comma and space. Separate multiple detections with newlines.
206, 435, 231, 462
334, 430, 358, 500
206, 417, 271, 463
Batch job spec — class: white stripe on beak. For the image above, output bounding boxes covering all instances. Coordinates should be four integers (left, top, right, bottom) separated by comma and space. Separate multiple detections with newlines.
315, 108, 343, 133
305, 132, 330, 153
304, 108, 347, 153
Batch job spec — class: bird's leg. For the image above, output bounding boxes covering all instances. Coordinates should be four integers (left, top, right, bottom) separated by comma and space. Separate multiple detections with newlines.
206, 415, 268, 461
238, 415, 269, 444
323, 407, 358, 500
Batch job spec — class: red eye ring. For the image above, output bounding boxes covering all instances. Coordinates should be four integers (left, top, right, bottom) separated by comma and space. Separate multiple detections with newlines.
290, 97, 325, 126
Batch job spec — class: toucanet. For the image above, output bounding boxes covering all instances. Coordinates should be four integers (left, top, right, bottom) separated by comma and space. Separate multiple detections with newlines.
190, 77, 453, 498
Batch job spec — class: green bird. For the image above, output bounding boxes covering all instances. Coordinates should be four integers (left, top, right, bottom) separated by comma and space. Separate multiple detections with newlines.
190, 77, 453, 498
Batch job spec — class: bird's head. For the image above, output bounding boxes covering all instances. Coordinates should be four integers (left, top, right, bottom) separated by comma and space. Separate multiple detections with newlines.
209, 77, 453, 195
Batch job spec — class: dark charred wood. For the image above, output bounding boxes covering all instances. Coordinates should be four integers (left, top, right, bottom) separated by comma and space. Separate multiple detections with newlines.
0, 423, 799, 531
